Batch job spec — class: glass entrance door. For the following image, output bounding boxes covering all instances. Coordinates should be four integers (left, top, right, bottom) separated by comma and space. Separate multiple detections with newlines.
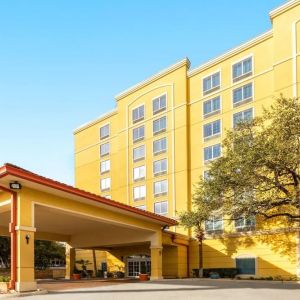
127, 255, 151, 277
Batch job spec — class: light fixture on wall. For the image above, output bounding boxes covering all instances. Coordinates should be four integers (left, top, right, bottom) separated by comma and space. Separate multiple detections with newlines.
25, 234, 30, 244
9, 181, 22, 190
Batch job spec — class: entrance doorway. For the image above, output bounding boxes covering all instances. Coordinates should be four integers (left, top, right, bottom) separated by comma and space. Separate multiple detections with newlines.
127, 255, 151, 277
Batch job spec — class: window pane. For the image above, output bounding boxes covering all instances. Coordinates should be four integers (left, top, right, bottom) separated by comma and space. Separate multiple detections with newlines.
203, 123, 212, 138
212, 73, 220, 87
213, 144, 221, 158
243, 83, 252, 99
212, 120, 220, 134
203, 100, 211, 115
233, 62, 242, 78
204, 147, 212, 161
212, 97, 220, 111
203, 77, 211, 91
243, 58, 252, 74
233, 88, 242, 103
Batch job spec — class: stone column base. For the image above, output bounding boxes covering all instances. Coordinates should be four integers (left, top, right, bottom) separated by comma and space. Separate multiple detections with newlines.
15, 281, 37, 292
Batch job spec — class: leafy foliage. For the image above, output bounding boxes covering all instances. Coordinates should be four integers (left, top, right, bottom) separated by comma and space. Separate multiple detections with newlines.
192, 96, 300, 224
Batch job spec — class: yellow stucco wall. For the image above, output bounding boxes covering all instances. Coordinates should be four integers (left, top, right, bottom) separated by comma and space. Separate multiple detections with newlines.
74, 1, 300, 278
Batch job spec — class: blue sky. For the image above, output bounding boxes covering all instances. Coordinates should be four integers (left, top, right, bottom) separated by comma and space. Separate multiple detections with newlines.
0, 0, 284, 185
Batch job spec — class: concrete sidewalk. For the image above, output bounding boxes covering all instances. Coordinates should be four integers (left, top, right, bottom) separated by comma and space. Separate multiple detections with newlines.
1, 279, 299, 300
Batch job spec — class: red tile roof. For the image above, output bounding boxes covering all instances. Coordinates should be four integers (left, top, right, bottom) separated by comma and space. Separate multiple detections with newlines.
0, 163, 177, 226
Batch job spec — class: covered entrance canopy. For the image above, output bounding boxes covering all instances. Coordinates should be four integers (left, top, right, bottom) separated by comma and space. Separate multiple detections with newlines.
0, 163, 177, 292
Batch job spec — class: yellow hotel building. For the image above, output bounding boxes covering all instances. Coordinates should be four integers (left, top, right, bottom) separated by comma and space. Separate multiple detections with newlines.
74, 1, 300, 279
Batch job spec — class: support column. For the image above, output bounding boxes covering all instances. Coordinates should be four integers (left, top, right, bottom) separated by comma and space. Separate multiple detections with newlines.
15, 191, 36, 292
150, 231, 163, 280
15, 227, 36, 292
65, 244, 75, 280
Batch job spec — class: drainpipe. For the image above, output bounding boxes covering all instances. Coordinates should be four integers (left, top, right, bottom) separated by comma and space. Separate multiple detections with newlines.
0, 185, 17, 291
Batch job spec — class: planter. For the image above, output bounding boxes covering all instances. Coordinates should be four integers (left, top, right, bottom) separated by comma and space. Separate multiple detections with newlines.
0, 282, 9, 293
139, 274, 149, 281
72, 274, 81, 280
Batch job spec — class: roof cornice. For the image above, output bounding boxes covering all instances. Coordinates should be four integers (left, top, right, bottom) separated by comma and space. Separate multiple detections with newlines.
115, 58, 191, 101
269, 0, 300, 20
74, 108, 118, 134
188, 30, 273, 77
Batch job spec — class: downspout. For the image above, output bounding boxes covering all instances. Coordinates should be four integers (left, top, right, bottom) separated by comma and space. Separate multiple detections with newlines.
0, 185, 17, 291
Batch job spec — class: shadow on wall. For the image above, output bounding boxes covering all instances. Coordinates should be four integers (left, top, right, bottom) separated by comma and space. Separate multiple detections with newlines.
203, 231, 297, 279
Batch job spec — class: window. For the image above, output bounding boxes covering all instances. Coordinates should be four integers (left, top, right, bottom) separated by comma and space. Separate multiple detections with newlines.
133, 165, 146, 181
233, 83, 253, 106
236, 258, 256, 275
233, 108, 253, 127
133, 185, 146, 200
154, 201, 168, 215
132, 105, 144, 123
203, 71, 220, 94
100, 142, 110, 157
101, 178, 111, 191
203, 170, 211, 180
100, 124, 110, 139
133, 145, 145, 161
205, 216, 223, 233
153, 137, 167, 155
154, 180, 168, 196
204, 144, 221, 162
153, 159, 167, 176
203, 120, 221, 139
203, 96, 221, 117
235, 216, 256, 232
133, 125, 145, 142
153, 94, 167, 114
153, 116, 167, 135
233, 57, 252, 82
136, 205, 146, 210
100, 160, 110, 174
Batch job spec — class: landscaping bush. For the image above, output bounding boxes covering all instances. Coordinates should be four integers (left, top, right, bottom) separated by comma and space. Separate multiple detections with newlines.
0, 276, 10, 282
203, 268, 238, 278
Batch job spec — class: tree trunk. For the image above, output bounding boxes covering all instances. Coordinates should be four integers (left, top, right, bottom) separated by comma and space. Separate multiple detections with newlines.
196, 230, 204, 278
92, 250, 97, 277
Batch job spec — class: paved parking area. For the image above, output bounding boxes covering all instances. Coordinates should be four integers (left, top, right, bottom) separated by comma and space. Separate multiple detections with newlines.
5, 279, 300, 300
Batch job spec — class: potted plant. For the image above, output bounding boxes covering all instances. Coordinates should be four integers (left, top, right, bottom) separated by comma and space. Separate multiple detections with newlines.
75, 259, 92, 279
139, 264, 149, 281
0, 276, 10, 292
72, 266, 81, 280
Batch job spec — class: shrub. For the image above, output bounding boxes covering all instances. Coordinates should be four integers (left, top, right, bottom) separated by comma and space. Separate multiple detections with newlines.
0, 276, 10, 282
203, 268, 238, 279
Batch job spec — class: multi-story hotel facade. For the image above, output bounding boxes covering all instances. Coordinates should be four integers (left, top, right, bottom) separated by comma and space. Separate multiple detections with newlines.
74, 1, 300, 279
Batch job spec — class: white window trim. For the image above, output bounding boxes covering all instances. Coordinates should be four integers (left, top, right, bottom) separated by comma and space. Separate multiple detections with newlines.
153, 116, 167, 135
133, 185, 146, 201
232, 81, 254, 108
152, 93, 167, 115
232, 107, 255, 128
133, 145, 146, 162
203, 119, 222, 141
100, 142, 110, 157
100, 122, 110, 140
205, 216, 224, 232
135, 205, 146, 210
203, 95, 222, 119
153, 180, 168, 197
100, 159, 110, 174
133, 125, 145, 143
202, 69, 221, 96
154, 201, 168, 215
203, 143, 222, 164
100, 177, 111, 192
153, 158, 168, 176
231, 54, 254, 84
133, 165, 146, 181
153, 137, 168, 156
132, 104, 145, 124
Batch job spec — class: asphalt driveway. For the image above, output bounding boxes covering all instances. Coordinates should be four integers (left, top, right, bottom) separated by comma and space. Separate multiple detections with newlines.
5, 279, 300, 300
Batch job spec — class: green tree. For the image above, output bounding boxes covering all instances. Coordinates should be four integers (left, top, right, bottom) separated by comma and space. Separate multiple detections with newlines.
179, 182, 220, 277
201, 96, 300, 222
180, 96, 300, 276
